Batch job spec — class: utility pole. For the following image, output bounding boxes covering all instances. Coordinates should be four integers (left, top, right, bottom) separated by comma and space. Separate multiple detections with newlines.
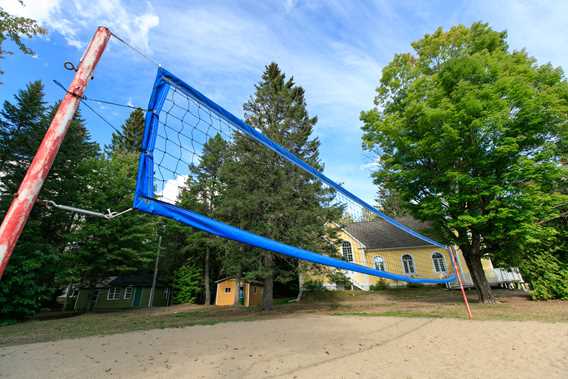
148, 234, 162, 308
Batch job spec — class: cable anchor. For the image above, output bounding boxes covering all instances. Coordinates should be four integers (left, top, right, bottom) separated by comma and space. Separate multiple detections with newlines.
43, 200, 132, 220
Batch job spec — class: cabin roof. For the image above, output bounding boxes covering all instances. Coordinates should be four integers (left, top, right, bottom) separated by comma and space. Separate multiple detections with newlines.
215, 277, 264, 286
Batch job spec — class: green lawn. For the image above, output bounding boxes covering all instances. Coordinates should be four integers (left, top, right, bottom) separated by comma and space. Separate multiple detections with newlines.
1, 288, 566, 347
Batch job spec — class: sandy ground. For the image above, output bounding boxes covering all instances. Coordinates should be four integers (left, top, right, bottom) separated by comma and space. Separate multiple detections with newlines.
1, 315, 567, 379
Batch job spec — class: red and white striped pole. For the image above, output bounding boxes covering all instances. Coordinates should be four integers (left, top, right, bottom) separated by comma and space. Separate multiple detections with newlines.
449, 245, 473, 320
0, 26, 111, 279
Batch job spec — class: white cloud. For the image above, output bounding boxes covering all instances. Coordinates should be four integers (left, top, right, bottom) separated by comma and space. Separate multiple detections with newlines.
0, 0, 159, 52
463, 0, 568, 72
158, 175, 187, 204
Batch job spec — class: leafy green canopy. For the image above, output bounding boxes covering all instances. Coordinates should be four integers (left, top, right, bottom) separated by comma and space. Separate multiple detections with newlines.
65, 109, 157, 286
361, 22, 568, 302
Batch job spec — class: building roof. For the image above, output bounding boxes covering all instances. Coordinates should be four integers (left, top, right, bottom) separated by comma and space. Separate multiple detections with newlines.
215, 277, 264, 286
81, 273, 168, 288
108, 273, 168, 287
344, 216, 441, 250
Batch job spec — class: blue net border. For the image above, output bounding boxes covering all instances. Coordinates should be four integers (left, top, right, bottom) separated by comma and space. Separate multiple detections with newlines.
133, 67, 456, 284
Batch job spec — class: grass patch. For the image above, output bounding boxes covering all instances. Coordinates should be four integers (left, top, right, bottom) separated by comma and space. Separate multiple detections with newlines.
0, 308, 264, 347
2, 288, 566, 347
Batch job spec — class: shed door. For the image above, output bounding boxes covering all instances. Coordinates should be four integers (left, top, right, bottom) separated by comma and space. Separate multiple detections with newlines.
133, 287, 142, 307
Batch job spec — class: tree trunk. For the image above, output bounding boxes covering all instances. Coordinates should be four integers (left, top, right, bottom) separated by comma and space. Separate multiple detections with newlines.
204, 247, 211, 305
233, 274, 241, 307
461, 237, 496, 304
263, 253, 274, 311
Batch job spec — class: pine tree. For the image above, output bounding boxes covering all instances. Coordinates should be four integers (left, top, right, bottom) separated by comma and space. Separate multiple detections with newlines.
107, 108, 145, 155
64, 152, 157, 286
177, 134, 230, 305
62, 107, 157, 286
0, 82, 98, 320
220, 63, 342, 310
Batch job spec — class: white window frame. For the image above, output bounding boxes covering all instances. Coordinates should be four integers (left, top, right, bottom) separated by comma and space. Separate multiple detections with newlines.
432, 252, 447, 273
341, 241, 354, 262
107, 287, 122, 301
123, 286, 133, 300
401, 254, 416, 274
373, 256, 386, 271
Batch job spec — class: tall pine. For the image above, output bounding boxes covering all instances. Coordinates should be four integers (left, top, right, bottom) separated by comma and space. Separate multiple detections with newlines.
66, 108, 155, 287
220, 63, 341, 310
107, 108, 145, 155
176, 134, 230, 305
0, 82, 98, 320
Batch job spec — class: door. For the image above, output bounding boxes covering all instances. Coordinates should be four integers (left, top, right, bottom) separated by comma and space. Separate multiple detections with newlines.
133, 287, 142, 307
239, 286, 245, 305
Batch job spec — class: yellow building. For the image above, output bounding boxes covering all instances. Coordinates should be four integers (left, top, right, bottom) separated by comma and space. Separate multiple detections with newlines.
215, 278, 264, 306
313, 217, 501, 290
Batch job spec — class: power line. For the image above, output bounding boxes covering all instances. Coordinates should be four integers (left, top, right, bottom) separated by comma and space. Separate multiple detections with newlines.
52, 80, 148, 111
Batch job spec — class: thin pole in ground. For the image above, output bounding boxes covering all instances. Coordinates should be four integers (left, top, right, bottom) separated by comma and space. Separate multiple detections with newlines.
449, 245, 473, 320
148, 234, 162, 308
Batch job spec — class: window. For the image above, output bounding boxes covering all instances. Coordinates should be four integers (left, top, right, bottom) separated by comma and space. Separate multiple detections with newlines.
124, 287, 133, 300
402, 254, 415, 274
163, 288, 170, 299
224, 287, 231, 293
432, 252, 447, 273
374, 256, 385, 271
107, 287, 121, 300
341, 241, 353, 262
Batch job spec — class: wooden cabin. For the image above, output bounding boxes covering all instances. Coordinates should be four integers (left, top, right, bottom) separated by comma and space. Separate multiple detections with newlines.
215, 278, 264, 307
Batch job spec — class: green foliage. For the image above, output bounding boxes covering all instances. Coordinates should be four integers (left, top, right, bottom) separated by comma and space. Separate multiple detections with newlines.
303, 280, 327, 292
0, 3, 46, 77
217, 63, 342, 307
361, 22, 568, 302
173, 261, 203, 304
64, 152, 157, 285
107, 108, 145, 155
369, 279, 388, 291
327, 270, 352, 288
0, 82, 97, 320
521, 251, 568, 300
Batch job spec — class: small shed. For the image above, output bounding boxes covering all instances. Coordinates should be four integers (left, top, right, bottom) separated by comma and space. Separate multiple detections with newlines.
67, 273, 172, 312
215, 278, 264, 307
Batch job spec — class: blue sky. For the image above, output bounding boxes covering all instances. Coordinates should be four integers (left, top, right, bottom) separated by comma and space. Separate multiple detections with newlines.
1, 0, 567, 203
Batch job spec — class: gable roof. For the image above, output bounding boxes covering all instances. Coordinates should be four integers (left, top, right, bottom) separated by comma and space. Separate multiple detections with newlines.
107, 273, 168, 287
80, 273, 169, 288
215, 277, 264, 286
344, 216, 442, 250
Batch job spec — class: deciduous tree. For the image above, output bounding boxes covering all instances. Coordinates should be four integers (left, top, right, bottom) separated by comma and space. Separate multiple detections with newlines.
361, 23, 567, 303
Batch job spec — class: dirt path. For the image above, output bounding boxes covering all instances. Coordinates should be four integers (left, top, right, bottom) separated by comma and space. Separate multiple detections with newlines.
1, 315, 567, 378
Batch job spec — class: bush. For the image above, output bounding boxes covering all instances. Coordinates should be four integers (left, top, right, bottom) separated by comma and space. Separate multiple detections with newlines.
369, 279, 388, 291
521, 252, 568, 300
173, 262, 202, 304
303, 280, 327, 292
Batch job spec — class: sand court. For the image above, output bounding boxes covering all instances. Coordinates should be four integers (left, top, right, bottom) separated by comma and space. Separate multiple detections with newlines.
1, 314, 567, 378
